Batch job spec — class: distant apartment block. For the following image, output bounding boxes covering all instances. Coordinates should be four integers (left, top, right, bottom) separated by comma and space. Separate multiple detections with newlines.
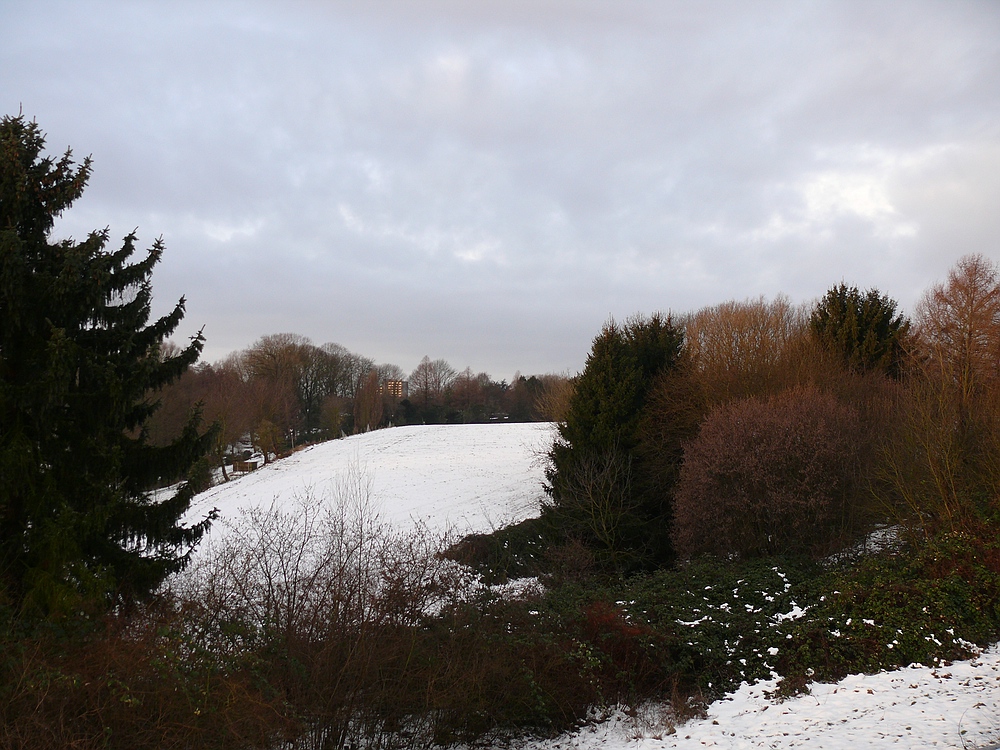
382, 379, 408, 399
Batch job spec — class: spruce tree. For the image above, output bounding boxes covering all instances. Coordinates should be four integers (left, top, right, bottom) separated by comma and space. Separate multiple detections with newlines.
0, 115, 216, 613
545, 314, 683, 569
810, 283, 909, 378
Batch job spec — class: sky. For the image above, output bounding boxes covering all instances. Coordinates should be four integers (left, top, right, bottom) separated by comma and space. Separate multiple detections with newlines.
3, 1, 1000, 380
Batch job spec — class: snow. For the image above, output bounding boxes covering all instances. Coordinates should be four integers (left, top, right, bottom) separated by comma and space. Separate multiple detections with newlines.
514, 651, 1000, 749
182, 422, 1000, 750
185, 422, 556, 544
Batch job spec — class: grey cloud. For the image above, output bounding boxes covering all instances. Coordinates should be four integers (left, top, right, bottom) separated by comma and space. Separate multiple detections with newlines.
3, 0, 999, 378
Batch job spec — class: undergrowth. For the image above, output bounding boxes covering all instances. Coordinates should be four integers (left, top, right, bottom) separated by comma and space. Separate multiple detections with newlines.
4, 514, 1000, 748
774, 530, 1000, 692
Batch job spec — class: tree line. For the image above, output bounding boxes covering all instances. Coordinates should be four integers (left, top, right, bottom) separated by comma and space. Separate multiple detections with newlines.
540, 260, 1000, 572
145, 334, 572, 479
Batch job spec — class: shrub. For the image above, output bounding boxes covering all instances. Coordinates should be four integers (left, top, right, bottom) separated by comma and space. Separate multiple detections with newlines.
777, 530, 1000, 690
178, 473, 456, 749
444, 515, 554, 583
0, 602, 288, 750
524, 555, 831, 703
672, 387, 867, 560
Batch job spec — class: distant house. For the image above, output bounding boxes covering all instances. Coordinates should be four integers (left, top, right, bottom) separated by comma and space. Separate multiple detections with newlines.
382, 379, 408, 399
232, 459, 260, 473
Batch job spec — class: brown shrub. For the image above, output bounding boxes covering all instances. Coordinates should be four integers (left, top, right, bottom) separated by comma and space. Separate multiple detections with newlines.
672, 387, 868, 560
177, 469, 458, 748
0, 606, 290, 750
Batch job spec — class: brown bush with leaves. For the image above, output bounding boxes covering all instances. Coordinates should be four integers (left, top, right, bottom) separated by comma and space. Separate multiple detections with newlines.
672, 387, 869, 560
0, 606, 290, 750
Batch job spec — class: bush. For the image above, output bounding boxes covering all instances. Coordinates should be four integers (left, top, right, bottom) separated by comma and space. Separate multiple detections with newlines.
538, 557, 820, 699
444, 515, 554, 583
178, 474, 457, 749
672, 387, 867, 560
0, 602, 288, 750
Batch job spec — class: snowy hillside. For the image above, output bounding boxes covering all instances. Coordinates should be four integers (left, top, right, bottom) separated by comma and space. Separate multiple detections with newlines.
181, 422, 1000, 750
185, 422, 556, 544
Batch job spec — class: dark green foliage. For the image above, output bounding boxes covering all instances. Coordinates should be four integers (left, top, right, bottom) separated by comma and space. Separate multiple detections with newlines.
444, 515, 555, 583
545, 314, 684, 570
556, 315, 680, 455
524, 533, 1000, 704
542, 557, 820, 698
776, 531, 1000, 691
810, 283, 909, 378
0, 115, 216, 613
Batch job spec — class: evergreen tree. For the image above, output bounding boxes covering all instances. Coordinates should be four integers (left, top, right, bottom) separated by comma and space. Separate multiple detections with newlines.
545, 314, 683, 569
0, 115, 216, 613
810, 283, 909, 378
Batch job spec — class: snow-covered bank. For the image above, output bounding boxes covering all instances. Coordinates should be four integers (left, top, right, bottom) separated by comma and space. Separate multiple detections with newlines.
513, 646, 1000, 749
185, 422, 556, 545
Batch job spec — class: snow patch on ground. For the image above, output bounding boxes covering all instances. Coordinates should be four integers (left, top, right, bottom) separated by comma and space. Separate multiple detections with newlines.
511, 647, 1000, 749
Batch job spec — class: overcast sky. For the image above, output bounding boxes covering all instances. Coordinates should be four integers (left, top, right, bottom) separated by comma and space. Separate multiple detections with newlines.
3, 1, 999, 380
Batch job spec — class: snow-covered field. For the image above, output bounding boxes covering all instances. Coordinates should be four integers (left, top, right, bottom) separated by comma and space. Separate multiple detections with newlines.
186, 422, 556, 543
184, 422, 1000, 750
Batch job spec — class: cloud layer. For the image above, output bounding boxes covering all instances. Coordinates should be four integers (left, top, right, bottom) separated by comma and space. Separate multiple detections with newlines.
3, 1, 999, 378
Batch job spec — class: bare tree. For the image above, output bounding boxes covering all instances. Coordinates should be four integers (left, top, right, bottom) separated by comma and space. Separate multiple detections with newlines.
451, 367, 482, 417
887, 254, 1000, 533
542, 445, 639, 569
914, 254, 1000, 432
319, 342, 353, 397
227, 346, 298, 463
352, 370, 383, 433
409, 356, 456, 408
321, 343, 376, 400
244, 333, 310, 383
295, 343, 339, 431
201, 359, 254, 480
682, 295, 812, 405
534, 373, 575, 423
376, 362, 405, 386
